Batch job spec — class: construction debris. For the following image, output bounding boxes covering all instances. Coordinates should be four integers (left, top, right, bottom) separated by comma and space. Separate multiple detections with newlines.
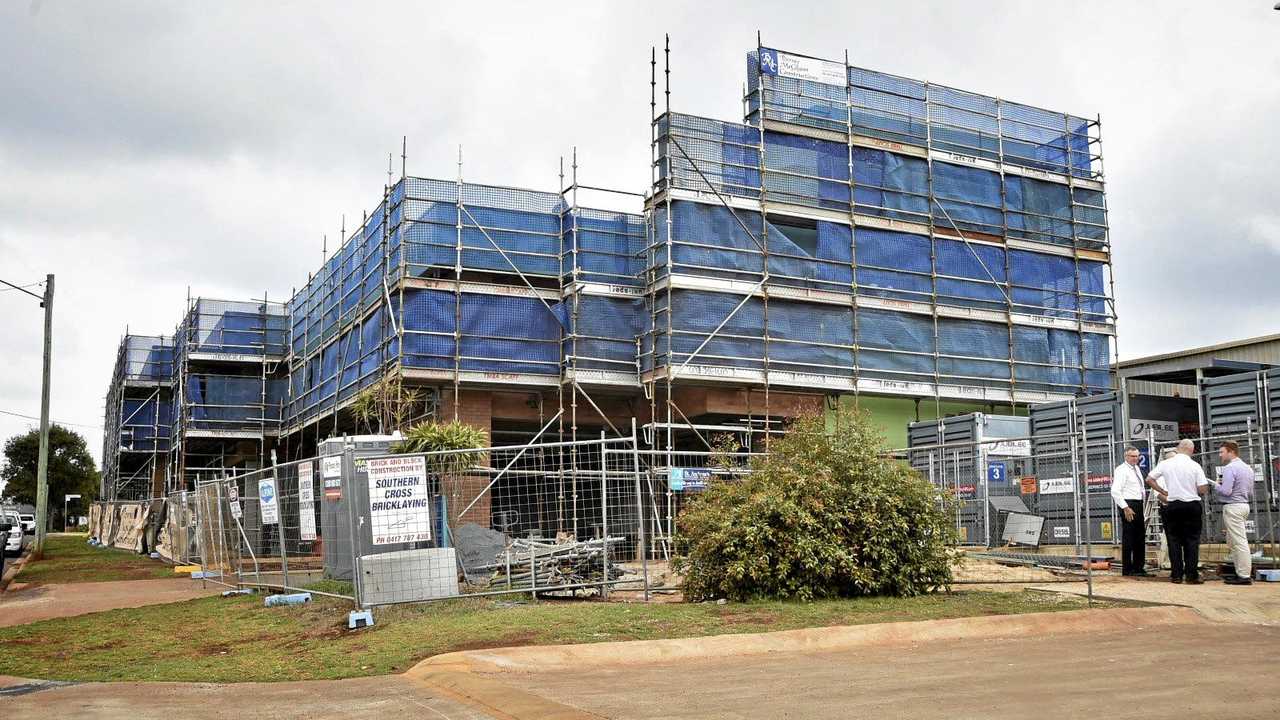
475, 536, 627, 593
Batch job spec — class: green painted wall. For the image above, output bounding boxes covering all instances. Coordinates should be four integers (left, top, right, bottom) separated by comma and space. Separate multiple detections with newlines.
828, 395, 1026, 449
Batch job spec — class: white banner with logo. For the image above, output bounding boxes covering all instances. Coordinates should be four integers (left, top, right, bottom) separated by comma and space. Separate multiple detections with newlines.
1039, 476, 1075, 495
759, 47, 845, 86
298, 462, 317, 541
1129, 418, 1178, 442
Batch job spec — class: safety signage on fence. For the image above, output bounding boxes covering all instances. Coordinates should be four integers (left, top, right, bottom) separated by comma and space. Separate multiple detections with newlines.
298, 462, 317, 542
366, 455, 432, 545
259, 476, 280, 525
669, 467, 712, 492
1039, 476, 1074, 495
322, 455, 343, 501
1020, 476, 1038, 495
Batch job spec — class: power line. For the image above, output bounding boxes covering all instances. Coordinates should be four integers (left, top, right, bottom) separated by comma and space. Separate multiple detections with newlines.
0, 408, 103, 431
0, 277, 45, 301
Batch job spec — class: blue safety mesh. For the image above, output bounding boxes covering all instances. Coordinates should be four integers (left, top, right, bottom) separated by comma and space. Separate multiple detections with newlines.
750, 51, 1096, 178
119, 397, 171, 451
762, 132, 850, 210
400, 289, 562, 375
1010, 250, 1079, 317
566, 295, 645, 371
660, 290, 856, 375
935, 238, 1006, 308
931, 162, 1002, 235
853, 148, 929, 221
185, 375, 267, 430
855, 227, 931, 300
563, 208, 645, 285
657, 114, 761, 199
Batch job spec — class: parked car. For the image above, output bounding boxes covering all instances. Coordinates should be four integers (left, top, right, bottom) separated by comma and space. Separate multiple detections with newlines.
3, 510, 28, 557
19, 513, 35, 535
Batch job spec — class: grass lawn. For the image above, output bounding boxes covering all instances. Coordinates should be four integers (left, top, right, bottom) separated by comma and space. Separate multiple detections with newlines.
14, 533, 173, 585
0, 590, 1135, 683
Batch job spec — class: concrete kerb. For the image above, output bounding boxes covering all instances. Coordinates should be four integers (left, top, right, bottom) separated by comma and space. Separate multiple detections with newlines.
408, 605, 1203, 677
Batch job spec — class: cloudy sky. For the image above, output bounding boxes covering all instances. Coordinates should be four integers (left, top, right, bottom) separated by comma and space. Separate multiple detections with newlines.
1, 1, 1277, 472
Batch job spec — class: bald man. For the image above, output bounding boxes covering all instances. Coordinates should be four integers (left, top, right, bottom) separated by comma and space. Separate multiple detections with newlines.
1146, 439, 1210, 584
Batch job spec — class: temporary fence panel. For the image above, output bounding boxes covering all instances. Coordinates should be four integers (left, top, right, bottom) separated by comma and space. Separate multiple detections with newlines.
219, 458, 354, 600
330, 435, 650, 608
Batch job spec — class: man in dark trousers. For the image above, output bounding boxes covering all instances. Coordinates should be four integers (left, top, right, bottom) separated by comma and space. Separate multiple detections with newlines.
1146, 439, 1210, 584
1110, 446, 1148, 576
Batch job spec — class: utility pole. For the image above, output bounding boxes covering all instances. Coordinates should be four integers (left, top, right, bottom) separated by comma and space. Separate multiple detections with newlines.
34, 274, 54, 556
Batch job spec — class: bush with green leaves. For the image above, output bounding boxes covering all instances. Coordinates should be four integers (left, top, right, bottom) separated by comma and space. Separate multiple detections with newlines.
394, 420, 488, 475
676, 409, 955, 601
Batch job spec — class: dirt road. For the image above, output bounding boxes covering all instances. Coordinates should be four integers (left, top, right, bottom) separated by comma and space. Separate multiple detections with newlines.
0, 675, 495, 719
494, 621, 1280, 719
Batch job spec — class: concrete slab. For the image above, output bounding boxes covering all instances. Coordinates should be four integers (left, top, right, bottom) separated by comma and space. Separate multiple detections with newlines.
1034, 576, 1280, 625
412, 606, 1201, 674
0, 578, 222, 627
492, 622, 1280, 719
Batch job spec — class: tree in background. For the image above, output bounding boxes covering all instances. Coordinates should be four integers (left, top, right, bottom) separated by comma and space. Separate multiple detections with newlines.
677, 408, 955, 602
1, 425, 99, 531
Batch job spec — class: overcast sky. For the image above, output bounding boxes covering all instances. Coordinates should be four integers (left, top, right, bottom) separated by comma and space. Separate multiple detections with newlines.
1, 1, 1278, 474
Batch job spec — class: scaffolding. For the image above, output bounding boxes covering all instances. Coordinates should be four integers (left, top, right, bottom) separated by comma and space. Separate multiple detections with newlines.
275, 144, 649, 456
168, 295, 287, 489
101, 334, 174, 500
104, 39, 1117, 535
641, 38, 1115, 460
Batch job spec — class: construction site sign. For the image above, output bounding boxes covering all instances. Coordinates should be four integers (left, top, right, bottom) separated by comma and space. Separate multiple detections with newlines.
366, 455, 432, 545
298, 462, 317, 542
259, 476, 280, 525
758, 47, 844, 86
1038, 476, 1074, 495
322, 455, 342, 501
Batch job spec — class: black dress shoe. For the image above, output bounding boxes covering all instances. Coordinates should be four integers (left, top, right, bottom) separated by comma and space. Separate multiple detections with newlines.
1171, 578, 1184, 584
1224, 576, 1253, 585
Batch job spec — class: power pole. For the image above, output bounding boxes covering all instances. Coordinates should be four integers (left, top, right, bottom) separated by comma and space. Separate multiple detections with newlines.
34, 273, 54, 556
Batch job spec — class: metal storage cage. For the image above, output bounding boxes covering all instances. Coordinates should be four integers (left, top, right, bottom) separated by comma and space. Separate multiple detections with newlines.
1028, 392, 1122, 546
907, 412, 1031, 546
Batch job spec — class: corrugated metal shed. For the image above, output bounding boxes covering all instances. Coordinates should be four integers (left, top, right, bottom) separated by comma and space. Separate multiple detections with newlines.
1118, 333, 1280, 399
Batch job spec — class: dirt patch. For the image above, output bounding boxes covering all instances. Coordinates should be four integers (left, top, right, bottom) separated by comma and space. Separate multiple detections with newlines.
952, 556, 1067, 584
717, 609, 780, 626
448, 631, 540, 653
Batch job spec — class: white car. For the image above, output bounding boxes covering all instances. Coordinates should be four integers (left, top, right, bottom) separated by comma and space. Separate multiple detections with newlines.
3, 511, 27, 557
19, 513, 35, 535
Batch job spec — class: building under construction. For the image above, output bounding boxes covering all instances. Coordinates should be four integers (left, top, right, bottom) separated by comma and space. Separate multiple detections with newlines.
101, 41, 1114, 498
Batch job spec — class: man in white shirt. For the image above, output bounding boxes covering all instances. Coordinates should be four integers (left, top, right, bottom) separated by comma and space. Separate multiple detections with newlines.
1146, 439, 1210, 584
1110, 446, 1148, 576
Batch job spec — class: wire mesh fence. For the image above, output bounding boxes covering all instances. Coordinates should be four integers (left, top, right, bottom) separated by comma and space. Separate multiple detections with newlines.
84, 411, 1280, 618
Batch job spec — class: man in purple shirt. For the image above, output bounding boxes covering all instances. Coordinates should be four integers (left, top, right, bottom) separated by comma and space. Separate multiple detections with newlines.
1211, 441, 1254, 585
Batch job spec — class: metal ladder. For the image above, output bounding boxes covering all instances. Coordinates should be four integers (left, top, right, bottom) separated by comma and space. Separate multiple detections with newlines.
1144, 494, 1168, 569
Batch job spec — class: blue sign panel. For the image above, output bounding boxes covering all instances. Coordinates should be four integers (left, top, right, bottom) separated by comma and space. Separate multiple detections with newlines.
987, 462, 1006, 484
669, 468, 713, 492
759, 48, 779, 76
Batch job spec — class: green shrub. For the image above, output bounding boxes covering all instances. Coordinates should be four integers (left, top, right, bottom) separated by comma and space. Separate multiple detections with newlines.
676, 409, 955, 601
394, 420, 488, 475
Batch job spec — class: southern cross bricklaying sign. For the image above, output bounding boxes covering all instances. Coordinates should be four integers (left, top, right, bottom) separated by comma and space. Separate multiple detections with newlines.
366, 455, 432, 545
